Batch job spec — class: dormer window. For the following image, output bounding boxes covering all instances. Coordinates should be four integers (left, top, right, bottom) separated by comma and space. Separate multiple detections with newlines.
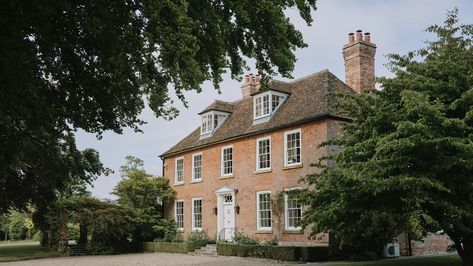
200, 111, 229, 137
253, 91, 287, 121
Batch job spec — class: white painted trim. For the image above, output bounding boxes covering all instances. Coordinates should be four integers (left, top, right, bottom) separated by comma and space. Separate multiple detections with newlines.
284, 192, 303, 231
284, 128, 302, 167
174, 157, 184, 185
221, 145, 234, 177
256, 190, 272, 231
191, 153, 203, 181
175, 199, 184, 231
256, 136, 271, 171
191, 197, 203, 231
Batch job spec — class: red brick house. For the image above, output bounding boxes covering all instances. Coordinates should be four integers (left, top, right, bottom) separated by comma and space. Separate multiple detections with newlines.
160, 30, 376, 245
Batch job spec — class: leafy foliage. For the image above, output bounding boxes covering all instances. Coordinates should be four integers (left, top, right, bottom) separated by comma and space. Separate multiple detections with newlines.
299, 9, 473, 264
113, 156, 173, 241
152, 219, 183, 243
1, 0, 317, 213
233, 231, 260, 245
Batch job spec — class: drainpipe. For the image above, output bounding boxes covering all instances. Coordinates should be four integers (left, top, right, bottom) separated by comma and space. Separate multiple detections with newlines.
160, 155, 166, 219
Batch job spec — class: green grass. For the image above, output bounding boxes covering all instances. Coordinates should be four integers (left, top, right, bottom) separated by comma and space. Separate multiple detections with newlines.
0, 241, 62, 262
321, 254, 462, 266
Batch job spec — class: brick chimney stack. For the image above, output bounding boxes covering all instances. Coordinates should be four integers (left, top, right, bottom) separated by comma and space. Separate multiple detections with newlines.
342, 30, 376, 93
241, 73, 261, 97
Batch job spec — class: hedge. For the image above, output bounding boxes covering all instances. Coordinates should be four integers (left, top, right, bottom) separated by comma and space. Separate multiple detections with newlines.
141, 240, 208, 254
217, 242, 329, 262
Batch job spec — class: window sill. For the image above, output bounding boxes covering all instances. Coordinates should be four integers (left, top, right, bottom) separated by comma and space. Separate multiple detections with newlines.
177, 228, 184, 232
284, 229, 303, 234
254, 169, 272, 175
190, 179, 202, 184
255, 230, 273, 234
283, 163, 303, 170
192, 228, 202, 232
219, 174, 234, 179
173, 182, 184, 186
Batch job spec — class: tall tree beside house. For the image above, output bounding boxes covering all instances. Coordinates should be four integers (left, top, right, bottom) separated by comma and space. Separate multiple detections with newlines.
113, 156, 174, 242
0, 0, 317, 213
299, 9, 473, 265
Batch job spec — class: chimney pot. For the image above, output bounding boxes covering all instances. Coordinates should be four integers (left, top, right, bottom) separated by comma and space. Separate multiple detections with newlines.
364, 32, 371, 43
348, 33, 355, 44
356, 30, 363, 41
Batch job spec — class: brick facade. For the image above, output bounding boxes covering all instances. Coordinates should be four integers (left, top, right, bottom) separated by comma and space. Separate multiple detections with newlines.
163, 121, 332, 244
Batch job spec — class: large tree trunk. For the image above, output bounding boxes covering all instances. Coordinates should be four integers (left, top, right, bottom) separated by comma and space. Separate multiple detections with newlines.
78, 223, 88, 245
461, 235, 473, 266
41, 231, 49, 247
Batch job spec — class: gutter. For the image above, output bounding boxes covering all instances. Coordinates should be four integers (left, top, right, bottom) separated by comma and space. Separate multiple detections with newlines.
160, 113, 351, 158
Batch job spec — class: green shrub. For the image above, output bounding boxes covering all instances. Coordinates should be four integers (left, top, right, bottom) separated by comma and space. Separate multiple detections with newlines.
264, 236, 279, 246
217, 242, 329, 262
153, 220, 183, 243
233, 232, 259, 245
67, 223, 80, 240
187, 231, 209, 243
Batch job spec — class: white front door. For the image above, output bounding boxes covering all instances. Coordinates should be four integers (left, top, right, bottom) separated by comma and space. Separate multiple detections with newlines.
222, 194, 235, 240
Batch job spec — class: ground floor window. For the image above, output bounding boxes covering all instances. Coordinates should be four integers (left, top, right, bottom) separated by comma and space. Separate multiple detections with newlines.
257, 191, 272, 230
175, 200, 184, 230
285, 193, 302, 230
192, 198, 202, 230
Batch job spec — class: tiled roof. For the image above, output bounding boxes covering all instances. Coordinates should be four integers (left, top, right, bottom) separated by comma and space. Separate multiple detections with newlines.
161, 70, 354, 158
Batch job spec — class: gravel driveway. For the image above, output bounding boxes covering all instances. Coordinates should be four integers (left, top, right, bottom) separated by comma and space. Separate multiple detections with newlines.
0, 253, 298, 266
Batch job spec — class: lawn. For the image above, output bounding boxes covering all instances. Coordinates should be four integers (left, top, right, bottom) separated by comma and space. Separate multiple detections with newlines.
0, 241, 62, 262
318, 254, 462, 266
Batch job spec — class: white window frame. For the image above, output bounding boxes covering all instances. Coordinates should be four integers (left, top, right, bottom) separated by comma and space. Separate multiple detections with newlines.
284, 190, 303, 231
175, 200, 184, 231
256, 191, 272, 231
192, 198, 203, 231
284, 128, 302, 167
200, 111, 229, 136
256, 136, 271, 171
253, 91, 287, 120
175, 157, 184, 184
221, 145, 233, 177
191, 153, 202, 182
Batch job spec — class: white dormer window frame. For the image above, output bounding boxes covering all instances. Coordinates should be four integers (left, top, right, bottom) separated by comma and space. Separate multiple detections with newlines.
253, 91, 287, 122
200, 111, 229, 138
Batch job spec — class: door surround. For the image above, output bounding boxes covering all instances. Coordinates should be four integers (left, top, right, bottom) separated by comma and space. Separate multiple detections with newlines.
215, 185, 236, 241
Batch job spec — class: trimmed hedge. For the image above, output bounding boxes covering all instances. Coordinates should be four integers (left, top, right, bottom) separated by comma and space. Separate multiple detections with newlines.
217, 242, 329, 262
141, 241, 208, 253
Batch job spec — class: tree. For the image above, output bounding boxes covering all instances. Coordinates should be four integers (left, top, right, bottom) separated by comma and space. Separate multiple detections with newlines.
299, 9, 473, 265
1, 1, 317, 212
113, 156, 173, 241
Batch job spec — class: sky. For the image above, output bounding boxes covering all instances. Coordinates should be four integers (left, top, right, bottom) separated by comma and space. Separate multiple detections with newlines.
75, 0, 473, 199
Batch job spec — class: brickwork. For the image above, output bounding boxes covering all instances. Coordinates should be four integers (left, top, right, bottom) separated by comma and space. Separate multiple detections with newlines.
396, 232, 453, 256
163, 120, 333, 244
342, 31, 376, 94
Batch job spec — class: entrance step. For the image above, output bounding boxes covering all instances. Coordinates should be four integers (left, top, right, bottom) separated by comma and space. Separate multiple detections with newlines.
189, 244, 218, 256
67, 244, 88, 256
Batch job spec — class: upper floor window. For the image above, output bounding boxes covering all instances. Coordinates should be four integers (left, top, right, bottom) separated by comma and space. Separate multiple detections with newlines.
221, 145, 233, 176
284, 129, 301, 166
201, 111, 229, 136
175, 157, 184, 184
256, 137, 271, 171
192, 153, 202, 181
253, 91, 287, 120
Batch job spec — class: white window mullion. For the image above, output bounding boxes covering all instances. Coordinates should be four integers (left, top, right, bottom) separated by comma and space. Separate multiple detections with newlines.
175, 200, 184, 231
257, 191, 272, 231
221, 145, 233, 176
256, 137, 271, 171
175, 157, 184, 184
192, 198, 202, 231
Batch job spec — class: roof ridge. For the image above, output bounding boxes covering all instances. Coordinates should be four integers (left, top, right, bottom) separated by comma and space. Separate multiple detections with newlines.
289, 69, 331, 84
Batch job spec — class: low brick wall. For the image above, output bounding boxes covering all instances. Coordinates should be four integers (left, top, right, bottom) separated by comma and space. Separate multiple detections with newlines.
217, 242, 329, 262
411, 233, 453, 255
